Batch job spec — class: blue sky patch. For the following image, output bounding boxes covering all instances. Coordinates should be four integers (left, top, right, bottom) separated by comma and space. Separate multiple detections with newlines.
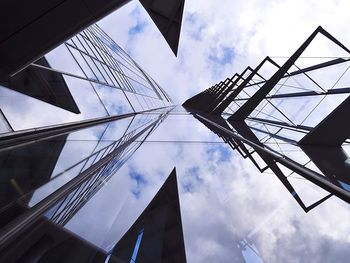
129, 7, 147, 36
182, 166, 203, 193
186, 12, 206, 41
191, 25, 206, 41
186, 12, 197, 24
129, 20, 147, 35
206, 144, 232, 163
129, 170, 147, 198
209, 46, 235, 65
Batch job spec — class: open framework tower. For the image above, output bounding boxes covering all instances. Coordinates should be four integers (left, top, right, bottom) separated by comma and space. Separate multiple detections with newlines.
183, 26, 350, 212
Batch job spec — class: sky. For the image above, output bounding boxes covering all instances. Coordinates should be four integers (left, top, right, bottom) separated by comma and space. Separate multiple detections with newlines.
90, 1, 350, 262
52, 111, 350, 263
1, 1, 350, 263
98, 0, 350, 104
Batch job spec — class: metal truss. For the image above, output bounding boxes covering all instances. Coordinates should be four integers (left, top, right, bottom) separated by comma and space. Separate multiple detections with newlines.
183, 26, 350, 211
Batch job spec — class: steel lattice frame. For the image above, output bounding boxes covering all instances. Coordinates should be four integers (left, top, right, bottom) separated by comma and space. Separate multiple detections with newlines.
183, 26, 350, 211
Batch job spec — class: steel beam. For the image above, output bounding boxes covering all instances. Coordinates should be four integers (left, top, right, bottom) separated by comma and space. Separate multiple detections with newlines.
229, 26, 350, 121
195, 113, 350, 205
215, 57, 280, 116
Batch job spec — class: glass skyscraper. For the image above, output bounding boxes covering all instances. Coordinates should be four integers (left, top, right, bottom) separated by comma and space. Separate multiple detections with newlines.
1, 1, 350, 263
0, 1, 186, 262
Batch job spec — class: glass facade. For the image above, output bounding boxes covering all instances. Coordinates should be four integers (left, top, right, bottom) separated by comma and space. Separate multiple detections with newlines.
1, 3, 350, 263
2, 104, 350, 262
0, 13, 180, 262
0, 24, 172, 132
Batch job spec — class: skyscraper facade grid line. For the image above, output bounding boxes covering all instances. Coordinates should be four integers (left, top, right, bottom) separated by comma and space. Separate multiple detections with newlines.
1, 1, 350, 262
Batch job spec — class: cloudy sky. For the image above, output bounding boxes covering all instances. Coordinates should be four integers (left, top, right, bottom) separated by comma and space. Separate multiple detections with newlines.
1, 1, 350, 263
98, 0, 350, 104
90, 1, 350, 262
57, 110, 350, 263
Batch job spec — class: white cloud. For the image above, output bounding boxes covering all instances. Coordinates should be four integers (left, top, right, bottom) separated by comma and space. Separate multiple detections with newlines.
92, 2, 350, 262
98, 0, 350, 104
1, 1, 350, 263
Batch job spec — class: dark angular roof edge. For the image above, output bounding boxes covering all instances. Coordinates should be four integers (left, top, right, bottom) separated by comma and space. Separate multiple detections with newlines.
139, 0, 185, 56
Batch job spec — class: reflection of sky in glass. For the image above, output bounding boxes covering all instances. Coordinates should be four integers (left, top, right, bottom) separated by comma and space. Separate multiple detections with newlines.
0, 1, 350, 262
5, 106, 345, 263
130, 229, 144, 263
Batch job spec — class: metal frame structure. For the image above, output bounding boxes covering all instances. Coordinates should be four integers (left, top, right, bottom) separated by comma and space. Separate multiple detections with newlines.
183, 26, 350, 211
